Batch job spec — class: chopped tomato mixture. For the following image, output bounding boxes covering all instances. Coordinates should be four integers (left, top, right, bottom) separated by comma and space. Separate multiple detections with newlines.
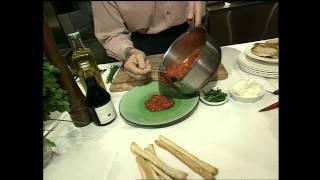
163, 48, 201, 81
145, 95, 174, 112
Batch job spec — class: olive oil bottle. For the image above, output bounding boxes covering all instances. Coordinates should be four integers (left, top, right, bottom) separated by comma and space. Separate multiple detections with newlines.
68, 31, 106, 92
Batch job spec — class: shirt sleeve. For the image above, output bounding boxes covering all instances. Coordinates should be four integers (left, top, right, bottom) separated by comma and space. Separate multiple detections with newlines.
91, 1, 134, 61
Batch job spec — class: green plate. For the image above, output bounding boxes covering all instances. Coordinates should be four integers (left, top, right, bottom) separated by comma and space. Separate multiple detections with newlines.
119, 81, 199, 128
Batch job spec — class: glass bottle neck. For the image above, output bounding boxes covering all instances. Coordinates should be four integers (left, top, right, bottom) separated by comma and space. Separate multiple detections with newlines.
70, 37, 86, 50
83, 68, 94, 79
83, 69, 98, 88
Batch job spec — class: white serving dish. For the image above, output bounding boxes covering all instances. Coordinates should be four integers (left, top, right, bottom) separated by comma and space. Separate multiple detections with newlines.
229, 80, 265, 103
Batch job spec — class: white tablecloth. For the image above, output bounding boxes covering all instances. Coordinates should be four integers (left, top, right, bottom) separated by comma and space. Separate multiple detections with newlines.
44, 41, 279, 180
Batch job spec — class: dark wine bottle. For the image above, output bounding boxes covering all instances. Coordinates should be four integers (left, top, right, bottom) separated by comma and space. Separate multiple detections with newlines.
79, 61, 117, 126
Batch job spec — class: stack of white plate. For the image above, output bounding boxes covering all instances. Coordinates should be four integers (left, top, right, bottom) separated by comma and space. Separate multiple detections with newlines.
237, 44, 278, 78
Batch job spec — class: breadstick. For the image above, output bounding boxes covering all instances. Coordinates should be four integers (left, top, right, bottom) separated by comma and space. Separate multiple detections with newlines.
144, 149, 188, 179
159, 135, 218, 175
149, 163, 159, 179
148, 144, 156, 155
150, 163, 173, 180
136, 155, 155, 179
155, 140, 215, 179
145, 147, 172, 180
136, 158, 147, 179
143, 148, 187, 179
130, 142, 188, 179
144, 147, 159, 179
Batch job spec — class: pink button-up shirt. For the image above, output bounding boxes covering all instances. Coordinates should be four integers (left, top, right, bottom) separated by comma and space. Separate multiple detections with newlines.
92, 1, 189, 61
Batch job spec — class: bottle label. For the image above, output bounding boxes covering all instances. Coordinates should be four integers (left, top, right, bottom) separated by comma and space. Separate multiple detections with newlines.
94, 101, 116, 124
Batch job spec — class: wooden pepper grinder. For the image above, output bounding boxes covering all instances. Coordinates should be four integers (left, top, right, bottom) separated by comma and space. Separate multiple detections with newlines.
43, 21, 91, 127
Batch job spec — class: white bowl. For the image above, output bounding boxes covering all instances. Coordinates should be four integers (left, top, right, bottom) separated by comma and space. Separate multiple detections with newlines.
229, 80, 265, 103
200, 88, 229, 106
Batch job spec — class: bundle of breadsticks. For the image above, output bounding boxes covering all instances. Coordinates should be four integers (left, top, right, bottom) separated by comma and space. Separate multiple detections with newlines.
130, 135, 218, 179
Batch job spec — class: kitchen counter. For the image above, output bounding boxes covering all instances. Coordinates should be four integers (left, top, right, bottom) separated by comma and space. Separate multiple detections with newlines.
43, 41, 278, 180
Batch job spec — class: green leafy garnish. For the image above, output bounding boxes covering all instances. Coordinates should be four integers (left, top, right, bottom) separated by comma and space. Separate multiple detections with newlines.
43, 62, 71, 147
204, 89, 227, 102
106, 65, 119, 83
43, 62, 70, 121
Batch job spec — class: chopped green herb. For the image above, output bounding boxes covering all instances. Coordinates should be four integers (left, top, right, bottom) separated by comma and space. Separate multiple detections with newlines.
204, 89, 227, 102
106, 65, 119, 83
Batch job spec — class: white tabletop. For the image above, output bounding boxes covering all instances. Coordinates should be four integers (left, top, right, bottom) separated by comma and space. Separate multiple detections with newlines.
44, 41, 279, 180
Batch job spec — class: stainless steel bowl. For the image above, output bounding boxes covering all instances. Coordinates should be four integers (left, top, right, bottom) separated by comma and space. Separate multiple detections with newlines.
159, 26, 222, 95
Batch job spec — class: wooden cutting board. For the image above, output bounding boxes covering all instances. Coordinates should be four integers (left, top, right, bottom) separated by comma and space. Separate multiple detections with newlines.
109, 54, 228, 92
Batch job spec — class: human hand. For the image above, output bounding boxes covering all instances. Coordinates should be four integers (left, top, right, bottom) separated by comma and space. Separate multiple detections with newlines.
186, 1, 206, 27
123, 48, 151, 77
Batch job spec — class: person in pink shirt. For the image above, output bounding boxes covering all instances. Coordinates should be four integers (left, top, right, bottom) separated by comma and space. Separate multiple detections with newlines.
92, 1, 206, 76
